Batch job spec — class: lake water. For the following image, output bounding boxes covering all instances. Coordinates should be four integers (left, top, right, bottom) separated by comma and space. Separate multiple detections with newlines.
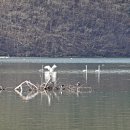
0, 57, 130, 130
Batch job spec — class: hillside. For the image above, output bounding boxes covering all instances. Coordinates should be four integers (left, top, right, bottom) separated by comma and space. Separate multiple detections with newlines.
0, 0, 130, 57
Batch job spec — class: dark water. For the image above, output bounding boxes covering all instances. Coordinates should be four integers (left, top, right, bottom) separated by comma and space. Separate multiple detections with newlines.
0, 58, 130, 130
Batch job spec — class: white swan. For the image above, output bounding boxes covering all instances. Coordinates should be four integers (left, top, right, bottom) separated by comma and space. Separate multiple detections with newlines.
95, 65, 100, 73
83, 65, 87, 72
95, 65, 101, 83
82, 65, 88, 83
44, 64, 57, 83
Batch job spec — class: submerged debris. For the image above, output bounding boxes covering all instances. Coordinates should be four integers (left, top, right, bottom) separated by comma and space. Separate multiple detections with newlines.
13, 80, 93, 104
13, 64, 93, 103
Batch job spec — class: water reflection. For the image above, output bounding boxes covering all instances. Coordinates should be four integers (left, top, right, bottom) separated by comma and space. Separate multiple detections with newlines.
40, 91, 60, 106
15, 89, 39, 101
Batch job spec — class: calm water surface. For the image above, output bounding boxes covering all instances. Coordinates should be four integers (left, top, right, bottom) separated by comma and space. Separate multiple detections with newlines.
0, 58, 130, 130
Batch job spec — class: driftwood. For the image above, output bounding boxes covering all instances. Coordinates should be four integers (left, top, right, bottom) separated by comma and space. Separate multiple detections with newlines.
14, 80, 39, 101
14, 80, 38, 92
13, 79, 93, 103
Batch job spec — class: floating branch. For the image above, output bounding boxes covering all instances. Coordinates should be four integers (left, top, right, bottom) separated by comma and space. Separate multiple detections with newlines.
14, 80, 38, 92
14, 88, 23, 97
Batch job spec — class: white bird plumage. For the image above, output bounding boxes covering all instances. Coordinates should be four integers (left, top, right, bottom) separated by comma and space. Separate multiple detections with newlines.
95, 65, 100, 73
95, 65, 101, 83
83, 65, 87, 72
44, 64, 57, 83
44, 64, 57, 73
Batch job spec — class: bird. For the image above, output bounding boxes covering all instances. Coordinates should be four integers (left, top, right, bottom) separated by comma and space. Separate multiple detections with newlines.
38, 65, 44, 73
0, 86, 5, 91
95, 65, 101, 83
95, 65, 101, 73
44, 64, 57, 73
59, 84, 65, 95
76, 82, 80, 86
44, 65, 57, 83
60, 84, 65, 90
83, 65, 87, 72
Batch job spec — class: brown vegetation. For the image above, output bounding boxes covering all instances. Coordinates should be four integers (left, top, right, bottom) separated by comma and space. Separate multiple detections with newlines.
0, 0, 130, 57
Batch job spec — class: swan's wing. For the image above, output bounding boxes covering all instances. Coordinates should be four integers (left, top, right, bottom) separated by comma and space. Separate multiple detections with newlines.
52, 64, 57, 70
44, 66, 51, 70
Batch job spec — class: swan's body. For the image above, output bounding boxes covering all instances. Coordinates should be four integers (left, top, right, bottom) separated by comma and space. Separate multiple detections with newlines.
44, 71, 57, 83
44, 64, 57, 84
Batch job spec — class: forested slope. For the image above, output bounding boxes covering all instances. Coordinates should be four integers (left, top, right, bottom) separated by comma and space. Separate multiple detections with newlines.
0, 0, 130, 57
